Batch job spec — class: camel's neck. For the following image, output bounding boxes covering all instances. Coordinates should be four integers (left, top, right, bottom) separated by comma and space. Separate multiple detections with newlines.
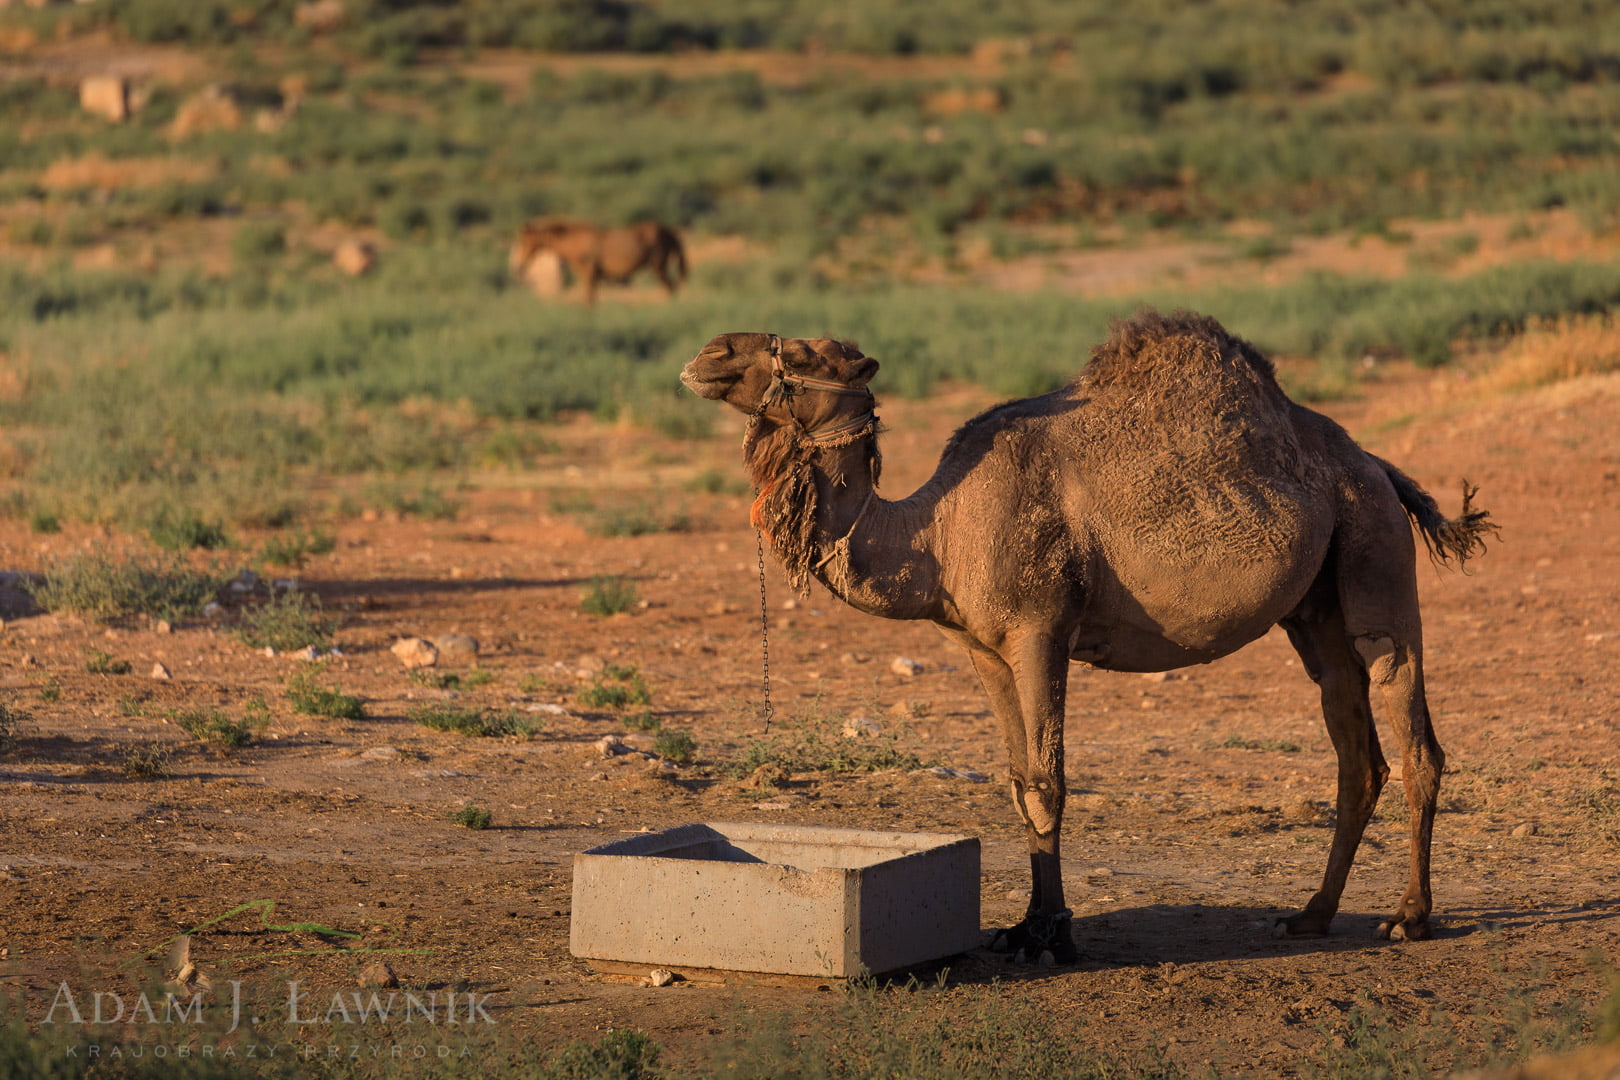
746, 425, 943, 622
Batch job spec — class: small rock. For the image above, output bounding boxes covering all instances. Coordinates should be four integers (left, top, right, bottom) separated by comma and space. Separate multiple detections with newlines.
202, 602, 224, 618
739, 763, 787, 790
525, 703, 573, 717
1510, 822, 1538, 838
648, 969, 676, 987
19, 654, 38, 668
594, 735, 629, 759
574, 654, 605, 675
890, 657, 924, 677
841, 716, 882, 738
261, 646, 276, 658
79, 75, 131, 123
1141, 671, 1171, 683
155, 619, 173, 634
436, 633, 479, 664
358, 960, 398, 988
360, 746, 402, 761
150, 662, 172, 680
391, 637, 439, 670
293, 645, 322, 662
332, 238, 377, 276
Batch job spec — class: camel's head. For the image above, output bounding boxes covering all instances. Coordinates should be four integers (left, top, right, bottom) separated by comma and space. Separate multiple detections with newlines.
681, 333, 878, 436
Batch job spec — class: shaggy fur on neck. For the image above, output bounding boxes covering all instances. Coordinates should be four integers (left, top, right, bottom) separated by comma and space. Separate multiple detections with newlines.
743, 417, 881, 594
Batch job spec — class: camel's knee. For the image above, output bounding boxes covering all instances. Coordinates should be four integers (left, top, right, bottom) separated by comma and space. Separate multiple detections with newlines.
1353, 634, 1401, 684
1009, 775, 1064, 837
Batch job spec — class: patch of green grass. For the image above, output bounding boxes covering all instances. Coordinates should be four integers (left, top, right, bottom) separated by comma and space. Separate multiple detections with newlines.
652, 729, 698, 765
235, 589, 336, 652
411, 668, 494, 691
580, 575, 638, 617
685, 468, 749, 496
585, 500, 692, 538
148, 505, 230, 551
724, 700, 929, 779
28, 508, 60, 534
578, 664, 654, 711
38, 675, 60, 703
84, 648, 132, 675
122, 743, 174, 779
173, 708, 261, 749
450, 804, 493, 830
285, 666, 364, 720
259, 528, 336, 568
410, 703, 538, 738
27, 552, 225, 625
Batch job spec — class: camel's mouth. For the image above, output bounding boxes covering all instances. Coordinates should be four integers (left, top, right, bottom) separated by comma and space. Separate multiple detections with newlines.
679, 366, 729, 399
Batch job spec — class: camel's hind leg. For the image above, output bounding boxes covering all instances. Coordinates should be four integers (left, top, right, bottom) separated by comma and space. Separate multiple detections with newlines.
1277, 606, 1389, 937
1352, 631, 1444, 940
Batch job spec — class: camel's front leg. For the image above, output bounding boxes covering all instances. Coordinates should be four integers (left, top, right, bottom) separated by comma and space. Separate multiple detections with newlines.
968, 634, 1074, 964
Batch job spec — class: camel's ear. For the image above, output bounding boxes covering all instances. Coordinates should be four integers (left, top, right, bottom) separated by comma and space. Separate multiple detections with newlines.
850, 355, 879, 386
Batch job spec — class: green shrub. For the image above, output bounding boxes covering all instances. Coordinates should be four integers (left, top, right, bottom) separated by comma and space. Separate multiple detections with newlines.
577, 664, 653, 711
147, 505, 230, 551
450, 804, 493, 830
236, 589, 336, 652
285, 666, 364, 719
122, 743, 174, 779
28, 553, 224, 625
580, 575, 638, 617
174, 708, 260, 749
84, 648, 132, 675
725, 701, 928, 778
652, 728, 697, 764
259, 529, 336, 568
410, 703, 537, 738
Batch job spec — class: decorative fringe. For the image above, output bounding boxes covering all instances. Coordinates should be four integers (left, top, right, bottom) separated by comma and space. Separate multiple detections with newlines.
743, 417, 880, 596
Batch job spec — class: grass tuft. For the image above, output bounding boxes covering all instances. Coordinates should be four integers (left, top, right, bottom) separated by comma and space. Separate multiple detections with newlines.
28, 553, 224, 625
580, 575, 638, 617
285, 666, 365, 719
450, 804, 493, 830
236, 589, 336, 652
410, 703, 538, 738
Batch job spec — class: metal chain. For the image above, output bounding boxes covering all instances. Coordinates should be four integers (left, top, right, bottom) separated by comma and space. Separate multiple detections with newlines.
754, 526, 774, 734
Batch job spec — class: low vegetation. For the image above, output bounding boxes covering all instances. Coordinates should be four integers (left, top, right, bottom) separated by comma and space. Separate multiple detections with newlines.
450, 804, 493, 830
580, 575, 639, 617
173, 707, 262, 749
235, 589, 337, 652
409, 703, 539, 739
26, 553, 224, 625
285, 666, 365, 719
725, 701, 929, 778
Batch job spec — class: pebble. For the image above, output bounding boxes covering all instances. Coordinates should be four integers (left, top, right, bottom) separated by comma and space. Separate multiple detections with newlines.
150, 662, 172, 680
155, 620, 173, 634
390, 637, 438, 669
358, 960, 398, 988
890, 657, 924, 677
1510, 822, 1538, 837
647, 969, 676, 988
359, 746, 402, 761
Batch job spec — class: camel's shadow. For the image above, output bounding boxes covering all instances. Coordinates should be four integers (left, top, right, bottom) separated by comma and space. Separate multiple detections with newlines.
899, 897, 1620, 985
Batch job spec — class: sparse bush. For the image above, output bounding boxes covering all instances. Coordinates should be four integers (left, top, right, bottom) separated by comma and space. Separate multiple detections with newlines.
410, 703, 537, 738
285, 666, 364, 719
174, 708, 261, 749
652, 729, 698, 764
1209, 735, 1303, 753
259, 529, 336, 569
236, 589, 336, 652
577, 664, 653, 711
122, 744, 174, 779
0, 701, 21, 756
450, 804, 493, 830
84, 649, 132, 676
580, 576, 638, 617
148, 506, 230, 551
724, 700, 928, 778
28, 553, 224, 625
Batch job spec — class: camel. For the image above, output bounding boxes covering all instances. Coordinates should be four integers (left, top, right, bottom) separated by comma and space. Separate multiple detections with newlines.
681, 310, 1496, 963
508, 217, 687, 305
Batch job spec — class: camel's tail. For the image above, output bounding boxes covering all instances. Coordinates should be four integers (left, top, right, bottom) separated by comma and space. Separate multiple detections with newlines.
1378, 458, 1499, 568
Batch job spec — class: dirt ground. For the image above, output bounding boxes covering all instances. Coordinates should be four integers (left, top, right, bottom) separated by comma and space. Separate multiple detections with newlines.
1, 355, 1618, 1076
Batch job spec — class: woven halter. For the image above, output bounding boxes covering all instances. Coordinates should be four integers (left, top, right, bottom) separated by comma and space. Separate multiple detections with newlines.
755, 333, 877, 445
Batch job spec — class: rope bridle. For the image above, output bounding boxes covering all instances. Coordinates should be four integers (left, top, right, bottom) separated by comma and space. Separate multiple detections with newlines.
751, 333, 877, 445
747, 333, 878, 733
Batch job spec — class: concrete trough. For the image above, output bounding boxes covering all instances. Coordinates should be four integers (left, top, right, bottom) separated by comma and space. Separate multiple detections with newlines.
570, 822, 980, 979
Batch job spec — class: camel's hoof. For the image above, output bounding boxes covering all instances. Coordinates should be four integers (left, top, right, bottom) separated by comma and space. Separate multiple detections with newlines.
1273, 914, 1326, 939
1377, 917, 1431, 942
990, 911, 1077, 965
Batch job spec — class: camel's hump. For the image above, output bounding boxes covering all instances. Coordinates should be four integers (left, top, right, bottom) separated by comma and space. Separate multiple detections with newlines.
1078, 308, 1279, 399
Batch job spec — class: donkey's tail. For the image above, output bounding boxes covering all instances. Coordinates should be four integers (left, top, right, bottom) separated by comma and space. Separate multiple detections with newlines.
1378, 457, 1499, 568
